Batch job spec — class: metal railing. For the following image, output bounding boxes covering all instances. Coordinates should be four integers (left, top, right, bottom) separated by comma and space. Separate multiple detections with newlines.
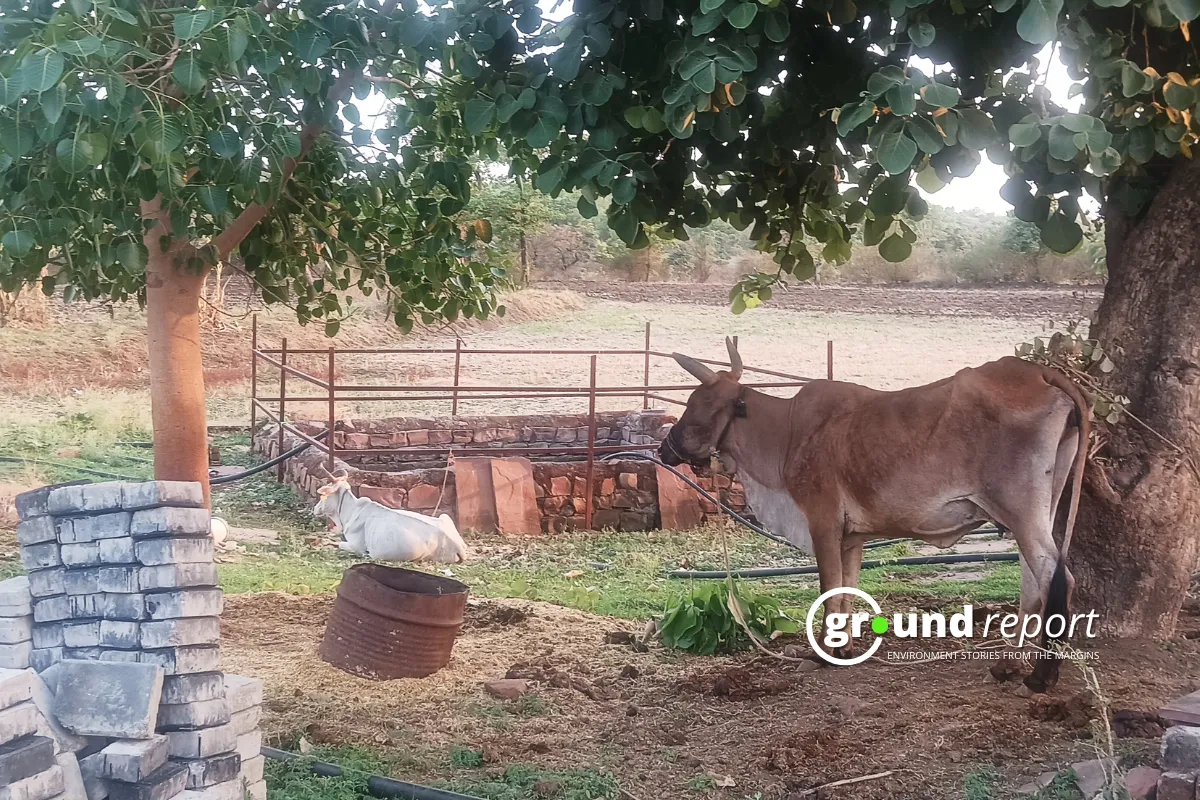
249, 316, 832, 529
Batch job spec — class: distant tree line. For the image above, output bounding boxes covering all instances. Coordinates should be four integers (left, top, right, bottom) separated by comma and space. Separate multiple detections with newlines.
462, 176, 1105, 286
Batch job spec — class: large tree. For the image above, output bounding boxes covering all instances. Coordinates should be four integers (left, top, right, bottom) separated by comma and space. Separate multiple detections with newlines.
0, 0, 510, 501
427, 0, 1199, 635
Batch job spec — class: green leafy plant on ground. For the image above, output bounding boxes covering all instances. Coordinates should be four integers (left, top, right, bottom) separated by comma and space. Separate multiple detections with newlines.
658, 580, 798, 655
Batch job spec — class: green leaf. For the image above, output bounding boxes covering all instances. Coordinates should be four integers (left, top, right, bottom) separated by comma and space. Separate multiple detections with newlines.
727, 3, 758, 28
40, 83, 67, 124
1165, 0, 1200, 20
174, 10, 213, 41
1165, 81, 1196, 110
1040, 211, 1083, 253
1089, 146, 1122, 176
1121, 62, 1152, 97
1016, 0, 1062, 45
57, 36, 102, 57
916, 165, 944, 193
464, 98, 495, 135
909, 22, 935, 47
1128, 125, 1155, 164
1008, 121, 1041, 146
1047, 124, 1080, 160
0, 118, 36, 158
907, 117, 944, 154
55, 137, 94, 172
701, 0, 725, 14
207, 128, 242, 159
956, 109, 997, 150
195, 185, 229, 216
876, 129, 918, 174
868, 175, 909, 216
879, 234, 912, 262
920, 82, 960, 108
0, 74, 25, 106
20, 50, 65, 93
609, 207, 639, 245
642, 107, 667, 133
764, 9, 790, 42
115, 241, 148, 274
526, 114, 560, 148
274, 128, 302, 158
172, 54, 206, 94
144, 115, 184, 154
2, 229, 35, 257
613, 175, 637, 204
867, 67, 906, 98
222, 24, 249, 64
292, 28, 332, 62
624, 106, 646, 128
886, 84, 917, 116
836, 100, 875, 135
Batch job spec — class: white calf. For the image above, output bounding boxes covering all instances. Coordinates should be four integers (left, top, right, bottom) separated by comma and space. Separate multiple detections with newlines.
313, 478, 467, 564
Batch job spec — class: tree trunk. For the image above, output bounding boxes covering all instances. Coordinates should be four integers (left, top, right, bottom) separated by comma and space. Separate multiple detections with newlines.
144, 243, 212, 506
1072, 156, 1200, 637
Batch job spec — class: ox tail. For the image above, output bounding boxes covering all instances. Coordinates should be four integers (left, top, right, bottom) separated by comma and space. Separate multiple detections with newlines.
1027, 368, 1091, 693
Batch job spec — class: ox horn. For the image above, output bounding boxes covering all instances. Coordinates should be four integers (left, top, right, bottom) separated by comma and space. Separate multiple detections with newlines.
672, 353, 719, 385
725, 337, 743, 381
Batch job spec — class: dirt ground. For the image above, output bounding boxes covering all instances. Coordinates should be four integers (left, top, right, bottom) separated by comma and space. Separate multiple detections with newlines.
222, 592, 1199, 800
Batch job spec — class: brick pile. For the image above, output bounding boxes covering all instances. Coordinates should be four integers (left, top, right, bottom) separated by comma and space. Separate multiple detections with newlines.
5, 480, 265, 800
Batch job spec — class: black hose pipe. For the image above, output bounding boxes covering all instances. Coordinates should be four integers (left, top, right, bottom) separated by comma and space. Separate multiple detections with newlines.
670, 551, 1021, 579
261, 747, 484, 800
209, 429, 329, 485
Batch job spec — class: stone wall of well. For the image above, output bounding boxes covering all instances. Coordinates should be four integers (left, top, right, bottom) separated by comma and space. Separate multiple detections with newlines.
254, 409, 752, 533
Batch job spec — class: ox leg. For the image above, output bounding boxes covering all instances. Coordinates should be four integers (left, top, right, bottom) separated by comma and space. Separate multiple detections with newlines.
812, 529, 848, 662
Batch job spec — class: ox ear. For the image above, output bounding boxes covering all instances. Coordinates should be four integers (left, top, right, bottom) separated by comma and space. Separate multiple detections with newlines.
725, 337, 743, 382
672, 353, 719, 385
316, 483, 337, 497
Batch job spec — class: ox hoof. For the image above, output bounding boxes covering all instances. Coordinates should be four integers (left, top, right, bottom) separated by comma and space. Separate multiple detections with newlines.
1013, 684, 1035, 698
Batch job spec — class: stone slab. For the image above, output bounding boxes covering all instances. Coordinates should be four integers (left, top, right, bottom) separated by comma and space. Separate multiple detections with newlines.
29, 668, 90, 753
100, 595, 145, 622
156, 699, 230, 732
105, 762, 186, 800
0, 763, 64, 800
242, 780, 265, 800
138, 647, 219, 677
452, 458, 499, 534
233, 731, 260, 763
48, 483, 125, 516
655, 464, 704, 532
16, 518, 56, 547
164, 725, 235, 760
0, 577, 33, 615
227, 707, 259, 738
238, 754, 262, 785
137, 567, 217, 593
98, 540, 135, 566
57, 752, 86, 800
99, 622, 139, 651
489, 457, 541, 535
1162, 724, 1200, 771
1162, 689, 1200, 727
63, 571, 101, 597
172, 753, 239, 789
120, 483, 203, 512
17, 484, 86, 520
100, 737, 169, 783
0, 701, 39, 746
1157, 771, 1197, 800
60, 545, 101, 570
161, 675, 224, 706
54, 661, 164, 740
0, 735, 55, 785
139, 619, 219, 650
67, 596, 102, 619
143, 592, 222, 622
177, 780, 240, 800
0, 642, 32, 669
0, 616, 32, 645
134, 540, 213, 568
62, 623, 100, 650
21, 545, 62, 572
29, 650, 62, 673
220, 676, 261, 714
32, 598, 71, 625
129, 509, 209, 540
97, 569, 139, 595
77, 751, 108, 800
28, 571, 65, 600
0, 668, 35, 709
60, 514, 131, 546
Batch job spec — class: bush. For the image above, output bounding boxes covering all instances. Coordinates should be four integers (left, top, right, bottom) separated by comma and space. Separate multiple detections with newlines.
658, 580, 798, 655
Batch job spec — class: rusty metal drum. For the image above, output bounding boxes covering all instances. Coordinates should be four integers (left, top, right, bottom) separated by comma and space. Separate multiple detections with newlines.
319, 564, 468, 679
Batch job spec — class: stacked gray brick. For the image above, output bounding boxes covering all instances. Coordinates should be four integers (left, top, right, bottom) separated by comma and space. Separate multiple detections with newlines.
0, 667, 77, 800
9, 481, 268, 800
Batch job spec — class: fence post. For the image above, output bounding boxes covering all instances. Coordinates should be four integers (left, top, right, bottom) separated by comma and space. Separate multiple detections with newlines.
642, 322, 651, 410
585, 355, 597, 530
277, 337, 287, 481
327, 346, 336, 478
451, 339, 462, 417
249, 314, 258, 434
827, 340, 834, 381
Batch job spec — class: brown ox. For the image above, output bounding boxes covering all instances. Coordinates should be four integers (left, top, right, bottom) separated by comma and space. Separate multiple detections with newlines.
659, 339, 1089, 693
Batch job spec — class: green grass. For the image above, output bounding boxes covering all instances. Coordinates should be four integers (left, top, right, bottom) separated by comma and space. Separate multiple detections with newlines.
963, 766, 1003, 800
263, 746, 619, 800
